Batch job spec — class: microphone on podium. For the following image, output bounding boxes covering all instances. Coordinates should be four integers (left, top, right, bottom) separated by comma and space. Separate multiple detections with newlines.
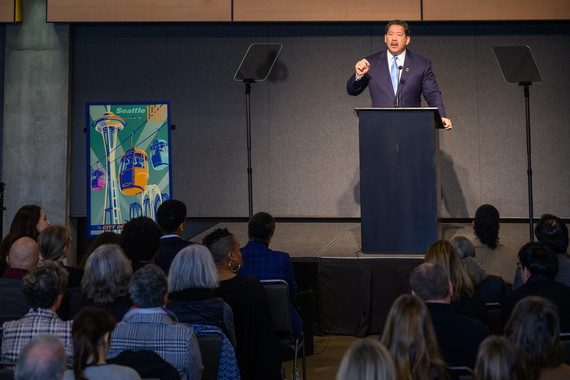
394, 66, 403, 107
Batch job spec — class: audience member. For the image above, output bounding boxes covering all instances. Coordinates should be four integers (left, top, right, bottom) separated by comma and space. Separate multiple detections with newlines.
505, 296, 570, 379
203, 228, 282, 380
167, 244, 240, 379
380, 294, 450, 379
238, 211, 302, 337
500, 242, 570, 331
410, 262, 490, 368
451, 236, 505, 303
471, 204, 518, 284
63, 306, 141, 380
155, 199, 193, 274
167, 244, 235, 345
425, 240, 490, 326
1, 261, 73, 364
108, 264, 202, 380
336, 338, 396, 380
0, 204, 50, 277
119, 216, 162, 272
474, 336, 525, 380
0, 237, 40, 324
14, 335, 67, 380
38, 225, 83, 288
68, 244, 133, 321
79, 231, 121, 269
535, 213, 570, 286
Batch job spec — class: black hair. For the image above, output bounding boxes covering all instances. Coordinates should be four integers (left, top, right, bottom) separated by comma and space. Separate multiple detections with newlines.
120, 216, 162, 262
248, 212, 275, 242
156, 200, 187, 234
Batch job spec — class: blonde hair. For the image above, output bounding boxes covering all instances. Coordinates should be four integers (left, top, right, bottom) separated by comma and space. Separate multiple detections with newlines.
380, 294, 447, 380
38, 225, 70, 262
425, 240, 474, 302
336, 338, 396, 380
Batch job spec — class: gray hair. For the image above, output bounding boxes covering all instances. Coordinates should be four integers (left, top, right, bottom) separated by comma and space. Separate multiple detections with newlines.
130, 264, 167, 308
23, 260, 68, 310
82, 244, 132, 304
14, 335, 66, 380
450, 236, 476, 259
168, 244, 219, 292
38, 225, 70, 262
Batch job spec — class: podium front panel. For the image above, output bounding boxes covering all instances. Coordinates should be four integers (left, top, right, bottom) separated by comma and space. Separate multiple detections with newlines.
358, 109, 440, 254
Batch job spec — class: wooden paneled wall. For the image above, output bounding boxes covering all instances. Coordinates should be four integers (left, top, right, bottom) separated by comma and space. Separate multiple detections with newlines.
0, 0, 21, 22
423, 0, 570, 20
46, 0, 570, 22
46, 0, 231, 22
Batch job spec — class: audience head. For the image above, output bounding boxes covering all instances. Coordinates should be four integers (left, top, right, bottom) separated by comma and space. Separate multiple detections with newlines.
80, 231, 121, 269
535, 214, 568, 255
381, 294, 446, 379
505, 296, 563, 379
23, 260, 68, 310
410, 262, 451, 302
120, 216, 162, 263
474, 336, 525, 380
156, 200, 187, 236
71, 306, 117, 380
450, 236, 476, 259
202, 228, 242, 272
168, 244, 219, 292
38, 225, 71, 262
451, 236, 487, 285
336, 338, 396, 380
14, 335, 66, 380
518, 242, 558, 281
473, 204, 500, 249
81, 244, 132, 304
1, 204, 49, 258
7, 236, 39, 271
129, 264, 167, 308
248, 212, 276, 243
425, 240, 474, 302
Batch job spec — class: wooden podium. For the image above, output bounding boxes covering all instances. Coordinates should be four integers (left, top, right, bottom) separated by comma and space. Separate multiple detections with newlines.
356, 107, 443, 254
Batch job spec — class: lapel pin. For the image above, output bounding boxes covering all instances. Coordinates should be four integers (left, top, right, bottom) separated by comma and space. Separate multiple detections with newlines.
406, 68, 409, 72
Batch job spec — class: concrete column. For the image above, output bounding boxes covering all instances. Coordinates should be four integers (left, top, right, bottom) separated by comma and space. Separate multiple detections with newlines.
2, 0, 70, 234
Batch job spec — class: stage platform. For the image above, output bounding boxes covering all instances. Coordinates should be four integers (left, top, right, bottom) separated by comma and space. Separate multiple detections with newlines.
189, 220, 535, 338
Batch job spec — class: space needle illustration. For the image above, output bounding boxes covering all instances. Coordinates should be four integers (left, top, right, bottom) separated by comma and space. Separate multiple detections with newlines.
94, 107, 126, 226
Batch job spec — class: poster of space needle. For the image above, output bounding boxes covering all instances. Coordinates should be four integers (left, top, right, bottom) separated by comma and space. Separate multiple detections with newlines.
86, 102, 172, 237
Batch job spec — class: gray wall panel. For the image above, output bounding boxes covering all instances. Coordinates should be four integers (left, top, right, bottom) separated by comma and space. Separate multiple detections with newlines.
70, 22, 570, 219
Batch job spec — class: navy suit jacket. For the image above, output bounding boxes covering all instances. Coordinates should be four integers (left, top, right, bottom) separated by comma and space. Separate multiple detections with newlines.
347, 49, 447, 117
155, 236, 193, 274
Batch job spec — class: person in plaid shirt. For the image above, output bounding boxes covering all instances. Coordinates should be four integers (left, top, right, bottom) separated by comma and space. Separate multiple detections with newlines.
1, 260, 72, 364
108, 264, 203, 380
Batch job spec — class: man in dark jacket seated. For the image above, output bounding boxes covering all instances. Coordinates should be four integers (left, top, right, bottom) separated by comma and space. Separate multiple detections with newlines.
410, 262, 490, 369
501, 242, 570, 332
0, 237, 40, 325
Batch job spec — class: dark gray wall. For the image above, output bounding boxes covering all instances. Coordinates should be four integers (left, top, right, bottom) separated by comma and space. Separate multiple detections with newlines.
0, 25, 4, 182
70, 22, 570, 219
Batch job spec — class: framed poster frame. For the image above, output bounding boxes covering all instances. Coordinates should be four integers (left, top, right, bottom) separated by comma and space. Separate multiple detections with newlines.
86, 102, 172, 237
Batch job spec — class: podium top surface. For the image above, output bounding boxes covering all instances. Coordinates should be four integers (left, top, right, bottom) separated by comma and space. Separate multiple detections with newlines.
354, 107, 444, 129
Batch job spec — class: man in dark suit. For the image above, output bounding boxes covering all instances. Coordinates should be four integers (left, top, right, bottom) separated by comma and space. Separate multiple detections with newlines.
155, 199, 193, 274
0, 237, 40, 325
347, 20, 452, 130
501, 242, 570, 332
410, 262, 489, 368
